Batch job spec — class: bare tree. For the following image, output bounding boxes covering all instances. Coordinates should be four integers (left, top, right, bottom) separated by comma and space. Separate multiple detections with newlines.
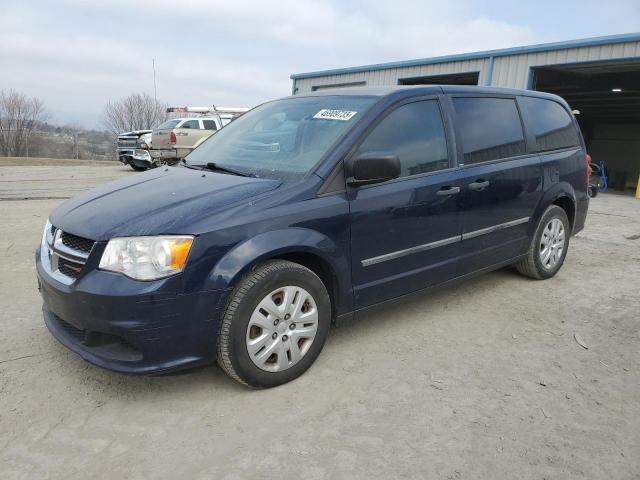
102, 92, 168, 135
62, 123, 83, 159
0, 89, 47, 157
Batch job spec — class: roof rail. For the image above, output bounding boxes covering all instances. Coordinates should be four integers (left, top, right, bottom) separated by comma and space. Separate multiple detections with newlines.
166, 106, 249, 115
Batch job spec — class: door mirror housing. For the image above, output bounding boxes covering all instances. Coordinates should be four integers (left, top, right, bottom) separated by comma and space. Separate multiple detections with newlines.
347, 152, 401, 186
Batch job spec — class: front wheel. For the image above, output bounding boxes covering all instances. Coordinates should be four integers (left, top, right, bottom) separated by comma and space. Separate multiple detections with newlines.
216, 260, 331, 388
515, 205, 570, 280
130, 164, 147, 171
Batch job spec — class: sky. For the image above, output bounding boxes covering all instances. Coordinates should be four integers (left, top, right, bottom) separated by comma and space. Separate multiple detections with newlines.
1, 0, 639, 129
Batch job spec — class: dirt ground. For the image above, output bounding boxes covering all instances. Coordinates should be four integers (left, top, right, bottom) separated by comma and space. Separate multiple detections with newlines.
1, 163, 639, 479
0, 160, 130, 200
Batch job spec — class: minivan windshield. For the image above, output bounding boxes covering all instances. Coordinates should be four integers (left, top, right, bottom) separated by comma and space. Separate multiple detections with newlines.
185, 95, 378, 180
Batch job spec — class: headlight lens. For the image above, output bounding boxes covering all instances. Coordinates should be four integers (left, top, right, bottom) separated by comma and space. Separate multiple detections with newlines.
99, 236, 194, 280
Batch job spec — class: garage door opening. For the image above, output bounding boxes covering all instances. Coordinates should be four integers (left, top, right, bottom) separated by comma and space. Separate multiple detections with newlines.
532, 61, 640, 193
398, 71, 479, 86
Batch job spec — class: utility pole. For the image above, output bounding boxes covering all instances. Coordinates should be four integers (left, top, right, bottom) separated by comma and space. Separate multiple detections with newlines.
25, 120, 33, 158
152, 58, 158, 103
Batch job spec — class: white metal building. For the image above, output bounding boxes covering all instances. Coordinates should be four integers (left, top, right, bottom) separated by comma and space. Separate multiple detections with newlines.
291, 33, 640, 192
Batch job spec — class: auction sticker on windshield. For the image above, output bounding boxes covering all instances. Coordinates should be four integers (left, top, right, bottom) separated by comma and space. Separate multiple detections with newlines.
313, 109, 358, 121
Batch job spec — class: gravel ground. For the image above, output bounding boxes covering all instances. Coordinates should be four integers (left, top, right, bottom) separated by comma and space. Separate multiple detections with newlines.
1, 164, 639, 479
0, 162, 130, 200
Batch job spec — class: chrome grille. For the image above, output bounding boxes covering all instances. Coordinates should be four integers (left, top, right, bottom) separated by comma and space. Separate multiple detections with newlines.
43, 223, 94, 284
58, 257, 84, 278
117, 136, 139, 148
61, 232, 94, 254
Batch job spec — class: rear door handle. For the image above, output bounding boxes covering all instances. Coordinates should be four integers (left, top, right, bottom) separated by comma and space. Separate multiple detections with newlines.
437, 186, 461, 196
468, 180, 490, 191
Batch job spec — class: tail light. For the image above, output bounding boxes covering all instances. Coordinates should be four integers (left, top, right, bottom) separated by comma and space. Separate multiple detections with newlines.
585, 153, 592, 184
170, 131, 177, 145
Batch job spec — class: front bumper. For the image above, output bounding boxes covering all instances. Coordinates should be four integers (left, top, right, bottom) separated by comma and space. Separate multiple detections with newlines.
36, 245, 226, 375
118, 149, 152, 166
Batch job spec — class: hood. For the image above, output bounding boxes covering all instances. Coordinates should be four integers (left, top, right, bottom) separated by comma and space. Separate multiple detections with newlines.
118, 130, 153, 137
50, 166, 281, 240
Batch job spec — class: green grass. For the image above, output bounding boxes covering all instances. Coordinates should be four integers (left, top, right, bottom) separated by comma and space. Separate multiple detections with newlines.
0, 157, 117, 167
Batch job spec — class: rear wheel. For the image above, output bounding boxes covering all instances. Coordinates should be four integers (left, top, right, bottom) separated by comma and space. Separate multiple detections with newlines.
216, 260, 331, 388
130, 165, 147, 171
515, 205, 570, 279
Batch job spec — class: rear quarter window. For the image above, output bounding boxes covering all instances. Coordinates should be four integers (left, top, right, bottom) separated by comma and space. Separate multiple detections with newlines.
519, 97, 580, 152
452, 97, 526, 165
202, 120, 218, 130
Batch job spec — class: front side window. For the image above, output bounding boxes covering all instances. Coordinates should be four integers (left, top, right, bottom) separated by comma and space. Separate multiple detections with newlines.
519, 97, 580, 152
157, 119, 181, 130
186, 95, 378, 180
354, 100, 449, 177
453, 97, 526, 165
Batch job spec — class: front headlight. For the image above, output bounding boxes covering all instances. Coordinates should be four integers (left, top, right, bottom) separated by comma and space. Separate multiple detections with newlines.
99, 236, 194, 280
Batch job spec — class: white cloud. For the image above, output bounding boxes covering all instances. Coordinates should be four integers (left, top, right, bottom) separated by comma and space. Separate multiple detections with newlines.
1, 0, 633, 128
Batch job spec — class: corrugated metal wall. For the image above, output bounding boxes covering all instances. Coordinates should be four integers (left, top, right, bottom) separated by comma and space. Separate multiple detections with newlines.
293, 41, 640, 93
294, 58, 489, 93
492, 41, 640, 88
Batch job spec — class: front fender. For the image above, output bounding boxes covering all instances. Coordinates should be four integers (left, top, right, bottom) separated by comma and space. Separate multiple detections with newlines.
203, 227, 351, 310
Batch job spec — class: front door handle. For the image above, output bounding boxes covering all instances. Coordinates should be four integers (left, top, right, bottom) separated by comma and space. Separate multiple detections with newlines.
437, 186, 461, 196
468, 180, 490, 191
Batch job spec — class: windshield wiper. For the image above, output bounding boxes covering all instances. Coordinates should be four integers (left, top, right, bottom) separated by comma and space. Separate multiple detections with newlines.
190, 162, 250, 177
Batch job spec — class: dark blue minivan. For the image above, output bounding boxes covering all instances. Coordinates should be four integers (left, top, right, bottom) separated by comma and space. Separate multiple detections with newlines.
36, 86, 589, 387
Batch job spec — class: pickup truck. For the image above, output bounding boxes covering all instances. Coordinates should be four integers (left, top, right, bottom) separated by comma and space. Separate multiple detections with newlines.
116, 130, 153, 171
149, 108, 247, 164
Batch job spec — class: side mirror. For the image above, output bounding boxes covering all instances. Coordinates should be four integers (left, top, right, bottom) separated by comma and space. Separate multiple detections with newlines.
347, 152, 401, 186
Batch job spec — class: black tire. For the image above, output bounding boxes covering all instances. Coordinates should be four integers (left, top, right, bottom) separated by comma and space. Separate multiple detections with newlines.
588, 185, 598, 198
216, 260, 331, 388
515, 205, 570, 280
130, 165, 147, 171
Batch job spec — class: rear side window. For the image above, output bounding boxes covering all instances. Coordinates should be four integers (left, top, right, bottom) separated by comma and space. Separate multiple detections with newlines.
180, 120, 200, 129
202, 120, 218, 130
355, 100, 449, 177
453, 97, 526, 164
519, 97, 580, 152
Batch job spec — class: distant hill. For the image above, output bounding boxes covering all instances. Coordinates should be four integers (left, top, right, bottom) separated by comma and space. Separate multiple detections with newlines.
19, 120, 116, 160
